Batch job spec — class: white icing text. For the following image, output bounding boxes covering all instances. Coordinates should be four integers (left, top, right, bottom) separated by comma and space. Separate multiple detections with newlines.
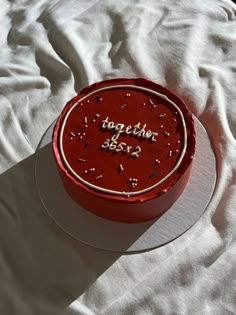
100, 117, 158, 158
101, 117, 158, 142
101, 138, 141, 157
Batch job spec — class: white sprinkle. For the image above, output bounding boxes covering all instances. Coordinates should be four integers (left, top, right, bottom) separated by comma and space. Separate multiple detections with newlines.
78, 132, 80, 135
119, 164, 124, 171
176, 149, 179, 153
173, 118, 177, 122
164, 131, 170, 137
127, 194, 130, 198
95, 113, 100, 117
96, 175, 103, 180
70, 137, 73, 140
96, 96, 102, 102
85, 124, 88, 128
121, 104, 127, 109
83, 133, 86, 136
148, 99, 154, 105
80, 103, 83, 106
143, 102, 146, 106
167, 143, 171, 146
177, 140, 180, 144
168, 150, 173, 157
84, 117, 88, 123
79, 158, 86, 162
70, 132, 76, 137
92, 119, 96, 122
160, 125, 164, 128
84, 170, 88, 174
90, 168, 95, 172
153, 105, 156, 108
86, 100, 90, 103
159, 114, 166, 118
125, 93, 131, 97
80, 136, 83, 139
175, 111, 178, 115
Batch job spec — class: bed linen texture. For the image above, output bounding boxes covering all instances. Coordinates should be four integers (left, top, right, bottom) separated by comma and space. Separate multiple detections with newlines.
0, 0, 236, 314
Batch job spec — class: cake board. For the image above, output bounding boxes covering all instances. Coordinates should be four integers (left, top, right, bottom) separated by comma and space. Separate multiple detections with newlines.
35, 117, 216, 253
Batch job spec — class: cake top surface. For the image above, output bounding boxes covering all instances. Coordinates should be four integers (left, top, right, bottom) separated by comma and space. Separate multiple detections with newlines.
53, 78, 195, 201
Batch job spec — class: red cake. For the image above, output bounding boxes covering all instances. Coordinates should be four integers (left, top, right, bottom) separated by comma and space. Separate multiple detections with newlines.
52, 78, 196, 223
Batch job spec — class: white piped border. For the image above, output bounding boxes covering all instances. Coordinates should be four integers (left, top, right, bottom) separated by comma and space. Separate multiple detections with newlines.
59, 85, 187, 196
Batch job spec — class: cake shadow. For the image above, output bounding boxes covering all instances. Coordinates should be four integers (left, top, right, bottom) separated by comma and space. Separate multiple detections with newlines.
0, 152, 124, 314
36, 143, 160, 253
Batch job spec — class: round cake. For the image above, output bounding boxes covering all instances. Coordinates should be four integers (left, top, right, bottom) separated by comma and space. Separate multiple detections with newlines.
52, 78, 196, 223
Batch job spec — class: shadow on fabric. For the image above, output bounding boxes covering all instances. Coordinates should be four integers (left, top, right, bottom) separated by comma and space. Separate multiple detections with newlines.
0, 141, 157, 314
0, 152, 123, 314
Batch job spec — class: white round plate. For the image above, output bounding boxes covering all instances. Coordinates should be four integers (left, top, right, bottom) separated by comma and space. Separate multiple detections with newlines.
35, 117, 216, 253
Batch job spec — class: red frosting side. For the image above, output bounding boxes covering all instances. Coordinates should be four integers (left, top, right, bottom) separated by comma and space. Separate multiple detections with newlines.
52, 78, 196, 223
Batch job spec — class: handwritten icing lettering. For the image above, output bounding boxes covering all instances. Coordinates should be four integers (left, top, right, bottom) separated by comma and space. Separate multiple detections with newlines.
131, 146, 141, 158
145, 130, 153, 139
112, 123, 125, 141
132, 123, 141, 135
102, 117, 109, 129
125, 125, 132, 134
125, 145, 132, 153
100, 138, 142, 158
136, 124, 146, 138
101, 117, 158, 142
115, 123, 125, 133
107, 121, 115, 129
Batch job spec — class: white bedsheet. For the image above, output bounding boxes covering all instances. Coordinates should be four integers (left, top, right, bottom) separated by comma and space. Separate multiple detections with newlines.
0, 0, 236, 314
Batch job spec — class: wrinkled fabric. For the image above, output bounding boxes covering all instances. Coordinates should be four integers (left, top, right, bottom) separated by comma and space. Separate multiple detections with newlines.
0, 0, 236, 314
